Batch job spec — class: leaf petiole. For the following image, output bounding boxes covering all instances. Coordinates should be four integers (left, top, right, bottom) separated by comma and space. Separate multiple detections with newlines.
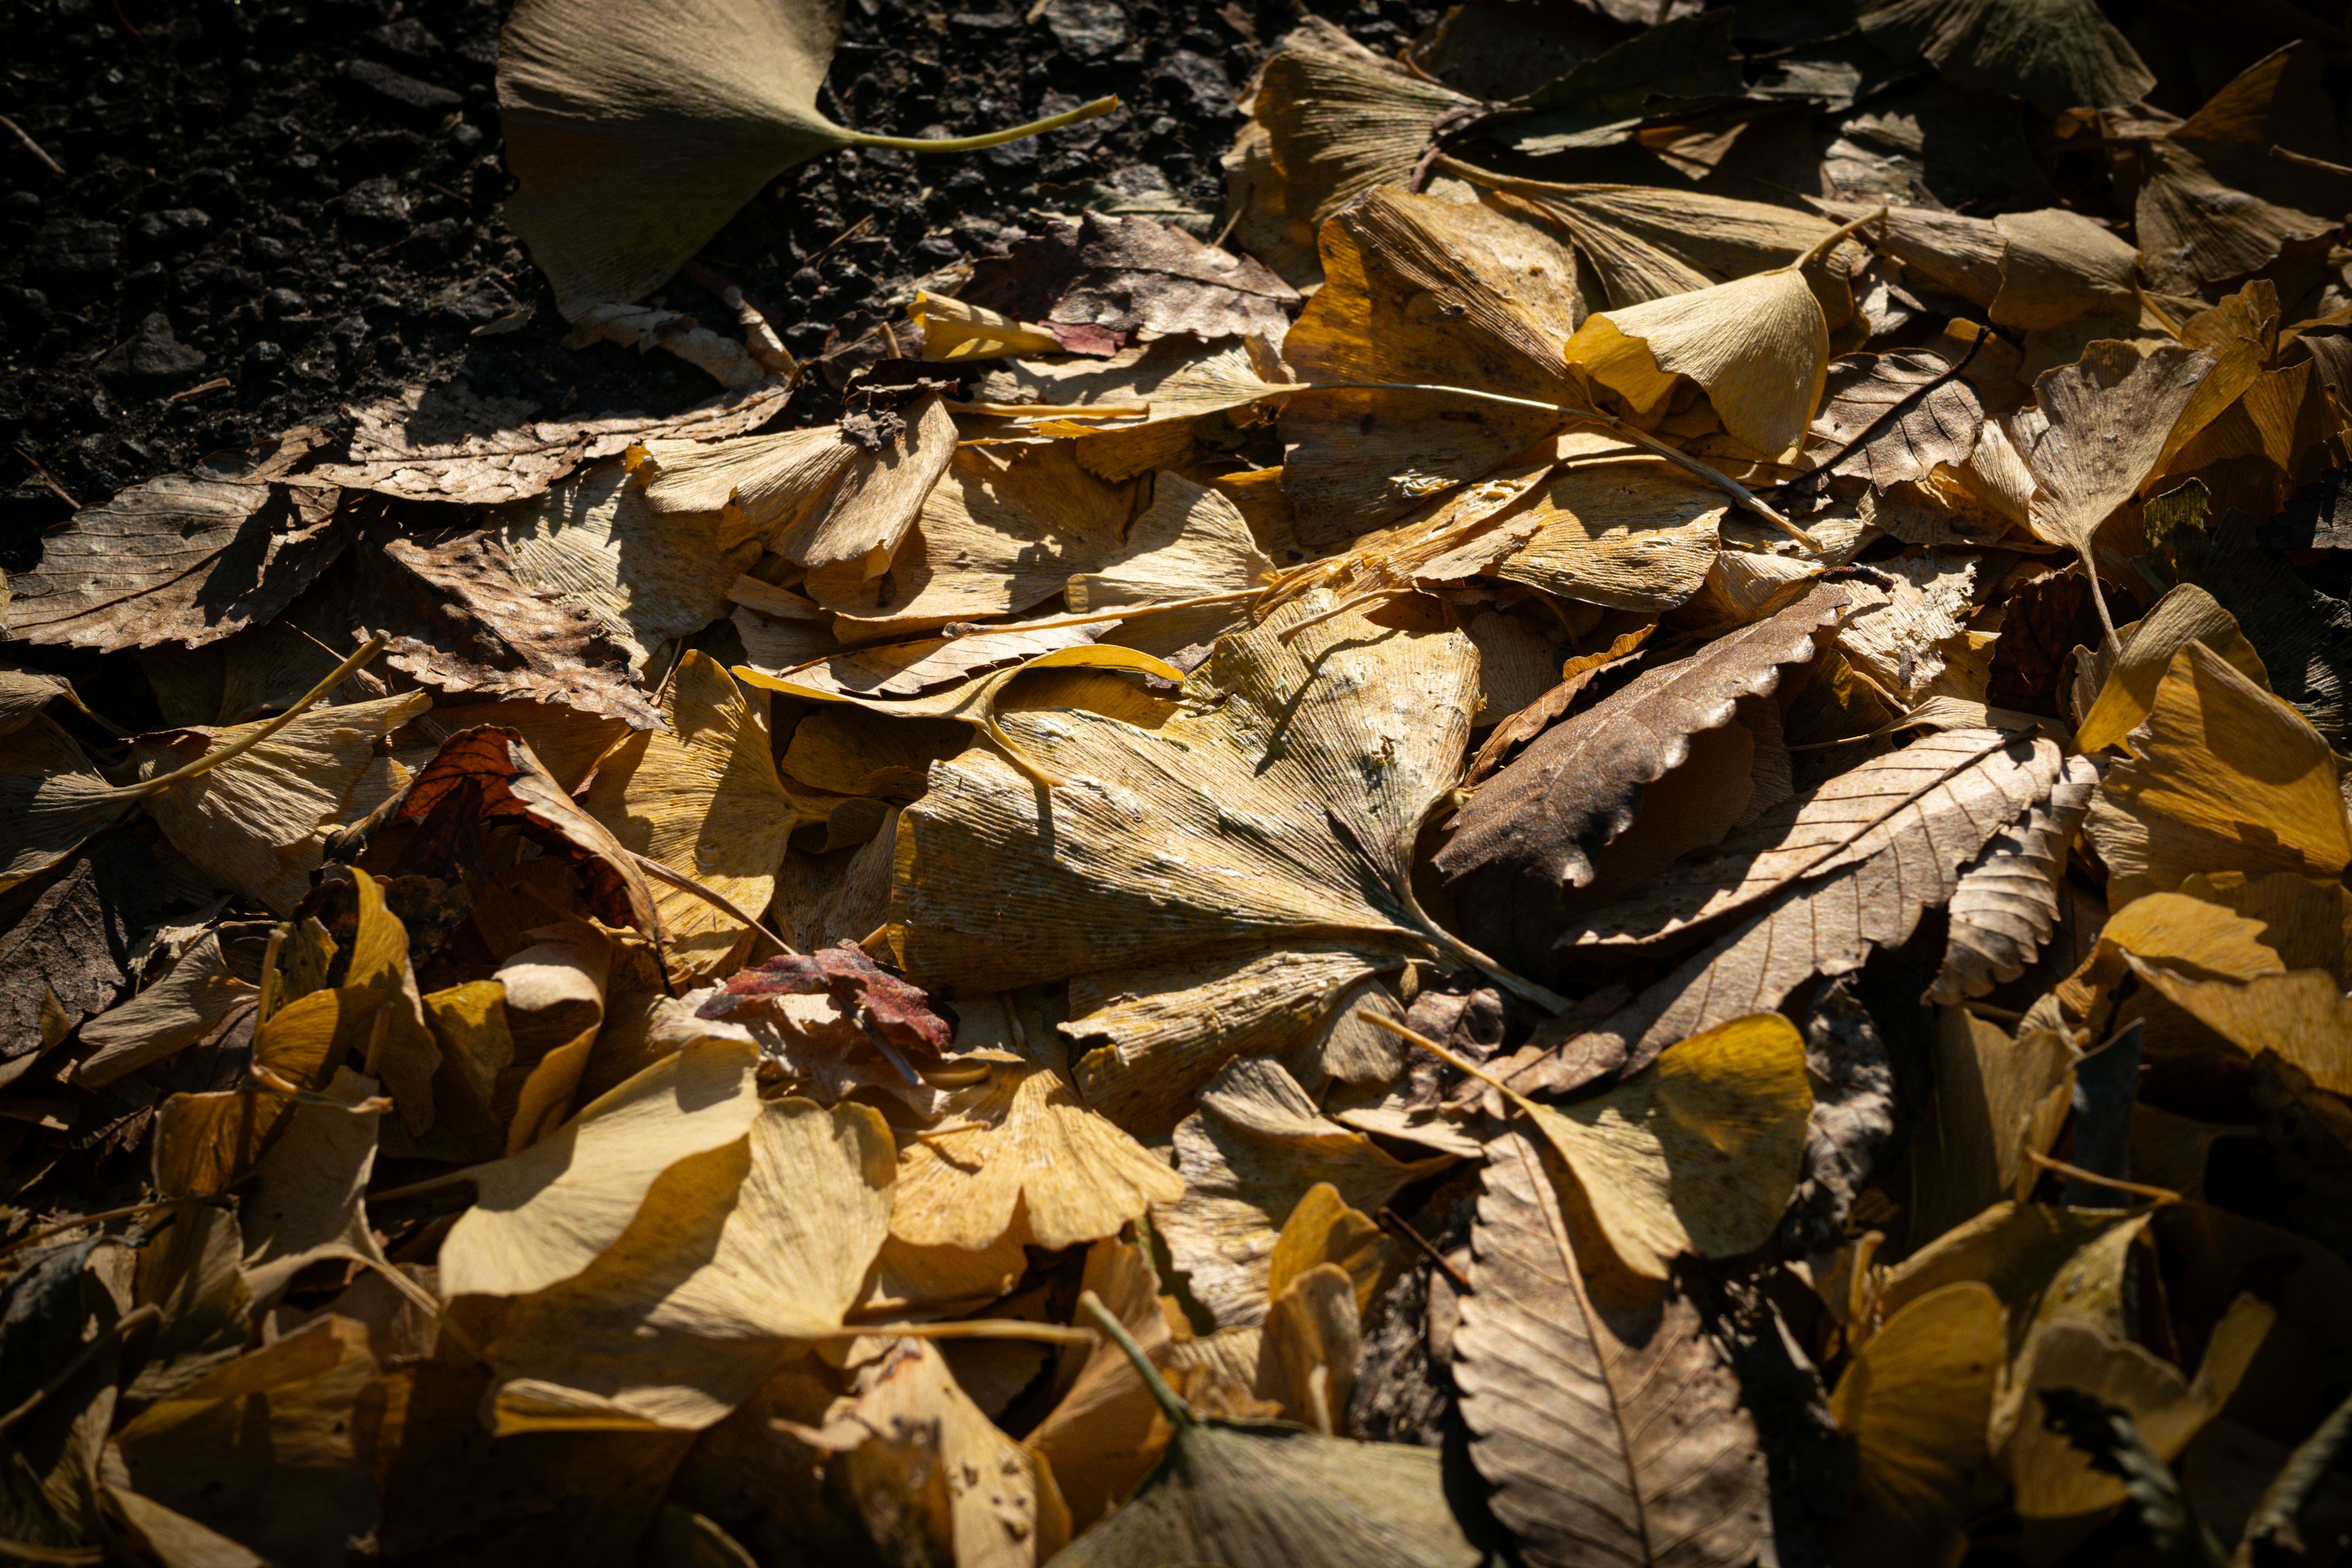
847, 94, 1119, 153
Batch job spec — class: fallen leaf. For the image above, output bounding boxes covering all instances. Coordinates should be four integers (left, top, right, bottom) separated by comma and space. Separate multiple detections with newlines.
886, 993, 1179, 1250
1055, 1280, 1483, 1568
483, 1097, 894, 1431
132, 690, 428, 914
581, 651, 831, 976
4, 478, 347, 652
1247, 19, 1479, 235
1858, 0, 2154, 113
1798, 349, 1986, 491
1830, 1281, 2003, 1559
1930, 753, 2101, 1002
295, 379, 794, 505
2012, 341, 2215, 577
1156, 1056, 1448, 1327
1436, 581, 1848, 981
1454, 1129, 1768, 1568
497, 0, 1110, 317
0, 837, 159, 1076
1548, 728, 2066, 1079
434, 1038, 764, 1299
1278, 187, 1585, 545
2084, 641, 2351, 906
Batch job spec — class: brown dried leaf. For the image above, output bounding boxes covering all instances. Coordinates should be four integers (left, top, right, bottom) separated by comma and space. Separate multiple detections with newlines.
296, 380, 792, 505
1547, 728, 2066, 1081
352, 524, 664, 731
1435, 581, 1849, 980
1799, 350, 1985, 492
1930, 754, 2100, 1003
398, 725, 661, 940
5, 478, 349, 652
1280, 187, 1585, 546
1455, 1130, 1768, 1568
2013, 341, 2215, 559
966, 211, 1302, 346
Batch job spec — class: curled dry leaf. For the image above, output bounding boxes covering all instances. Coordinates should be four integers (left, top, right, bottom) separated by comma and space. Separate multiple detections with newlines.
294, 379, 794, 507
1931, 753, 2101, 1003
700, 940, 951, 1057
1436, 581, 1849, 981
398, 724, 660, 940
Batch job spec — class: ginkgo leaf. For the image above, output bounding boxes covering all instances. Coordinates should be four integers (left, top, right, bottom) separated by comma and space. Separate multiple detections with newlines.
1858, 0, 2155, 113
1984, 208, 2140, 330
435, 1038, 764, 1299
132, 690, 429, 914
887, 993, 1180, 1251
1485, 439, 1728, 613
484, 1098, 894, 1431
2084, 641, 2351, 906
153, 982, 381, 1199
497, 0, 1112, 318
967, 337, 1291, 483
71, 930, 258, 1088
1278, 187, 1586, 545
1065, 945, 1398, 1137
1156, 1057, 1449, 1328
894, 592, 1478, 1000
1478, 173, 1847, 309
1248, 18, 1478, 233
1437, 581, 1849, 981
1434, 1012, 1812, 1278
1564, 213, 1866, 456
1254, 1262, 1359, 1433
1055, 1284, 1483, 1568
1829, 1282, 2003, 1559
1454, 1129, 1769, 1568
1023, 1238, 1180, 1529
2074, 584, 2269, 752
582, 650, 835, 977
238, 1067, 390, 1311
2012, 341, 2214, 562
111, 1314, 384, 1566
2004, 1294, 2274, 1518
809, 441, 1140, 636
784, 1336, 1067, 1564
1065, 473, 1276, 614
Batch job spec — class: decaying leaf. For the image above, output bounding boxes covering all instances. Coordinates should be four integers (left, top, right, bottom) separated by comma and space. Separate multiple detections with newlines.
5, 478, 347, 652
1455, 1129, 1769, 1568
1437, 581, 1849, 981
1931, 754, 2101, 1002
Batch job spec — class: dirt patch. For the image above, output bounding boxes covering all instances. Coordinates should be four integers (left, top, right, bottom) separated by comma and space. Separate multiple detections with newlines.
0, 0, 1434, 567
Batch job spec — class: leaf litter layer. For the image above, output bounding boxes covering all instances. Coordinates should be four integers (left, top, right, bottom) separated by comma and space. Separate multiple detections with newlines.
4, 3, 2352, 1566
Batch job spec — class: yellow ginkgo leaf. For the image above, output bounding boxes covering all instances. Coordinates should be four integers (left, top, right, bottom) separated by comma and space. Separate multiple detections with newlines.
2074, 584, 2269, 752
2084, 640, 2352, 905
435, 1038, 764, 1300
1562, 215, 1871, 458
1400, 1010, 1813, 1280
1829, 1281, 2003, 1561
584, 650, 837, 977
484, 1097, 895, 1433
888, 993, 1182, 1252
2129, 963, 2352, 1095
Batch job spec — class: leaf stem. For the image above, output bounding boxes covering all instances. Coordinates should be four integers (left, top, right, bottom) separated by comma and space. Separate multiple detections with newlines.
1077, 1289, 1194, 1429
846, 94, 1118, 153
1357, 1009, 1547, 1119
842, 1318, 1097, 1346
129, 635, 388, 803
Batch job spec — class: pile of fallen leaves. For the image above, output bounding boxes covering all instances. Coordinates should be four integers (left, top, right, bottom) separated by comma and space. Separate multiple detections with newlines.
6, 0, 2352, 1562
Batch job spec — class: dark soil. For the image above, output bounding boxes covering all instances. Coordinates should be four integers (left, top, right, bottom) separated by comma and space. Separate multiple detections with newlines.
0, 0, 1436, 570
